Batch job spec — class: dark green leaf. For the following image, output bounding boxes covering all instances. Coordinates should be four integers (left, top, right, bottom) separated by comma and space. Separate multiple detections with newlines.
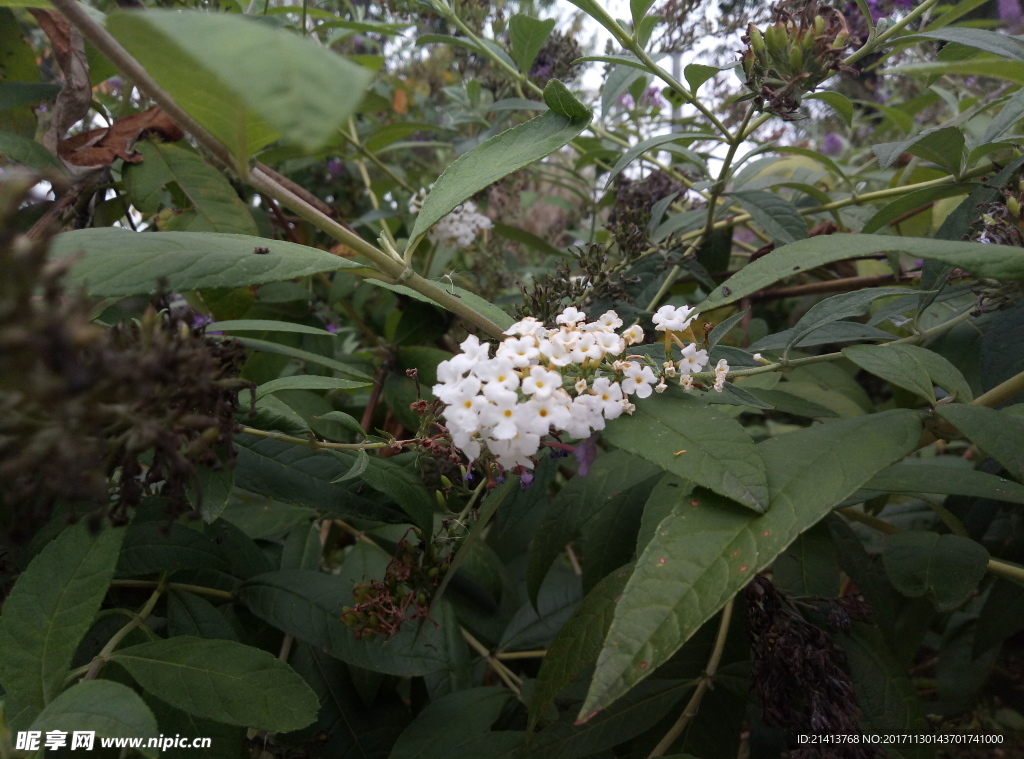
391, 687, 512, 759
601, 393, 769, 512
843, 343, 973, 404
111, 636, 318, 731
873, 126, 966, 174
882, 531, 989, 611
0, 82, 61, 111
108, 11, 373, 158
0, 130, 65, 172
233, 435, 410, 525
530, 566, 631, 729
123, 141, 257, 235
785, 287, 913, 351
579, 409, 922, 719
239, 570, 450, 676
30, 681, 159, 759
909, 28, 1024, 62
51, 229, 360, 297
728, 190, 807, 244
748, 321, 894, 351
974, 578, 1024, 655
499, 563, 581, 653
207, 319, 336, 337
772, 521, 840, 597
862, 183, 977, 234
230, 336, 371, 381
0, 523, 124, 729
630, 0, 657, 24
332, 449, 434, 532
408, 80, 590, 250
805, 91, 853, 127
166, 590, 237, 641
683, 63, 721, 95
700, 234, 1024, 311
509, 14, 556, 74
255, 375, 370, 400
117, 522, 228, 577
862, 459, 1024, 504
936, 404, 1024, 482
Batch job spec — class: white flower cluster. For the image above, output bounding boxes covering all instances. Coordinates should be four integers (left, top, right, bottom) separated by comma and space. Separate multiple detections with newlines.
432, 305, 729, 472
413, 198, 493, 249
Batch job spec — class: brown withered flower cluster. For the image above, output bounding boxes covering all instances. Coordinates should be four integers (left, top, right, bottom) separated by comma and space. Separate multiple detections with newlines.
340, 532, 451, 640
0, 176, 253, 543
745, 575, 880, 758
739, 2, 852, 119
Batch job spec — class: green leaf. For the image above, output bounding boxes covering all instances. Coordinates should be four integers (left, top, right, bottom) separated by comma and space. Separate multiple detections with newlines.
228, 336, 371, 381
391, 687, 513, 759
107, 11, 373, 159
630, 0, 657, 25
579, 409, 922, 719
785, 287, 913, 352
773, 521, 840, 597
407, 79, 591, 250
111, 636, 318, 731
30, 681, 159, 759
891, 57, 1024, 86
239, 570, 450, 675
500, 564, 581, 653
861, 459, 1024, 504
882, 531, 989, 611
206, 320, 334, 337
983, 89, 1024, 143
805, 90, 854, 127
601, 393, 769, 512
699, 234, 1024, 311
166, 590, 237, 641
0, 130, 65, 172
605, 132, 705, 185
123, 141, 257, 235
728, 190, 807, 244
0, 523, 124, 729
872, 127, 965, 174
862, 183, 977, 234
530, 566, 631, 729
843, 343, 973, 404
330, 449, 435, 532
254, 375, 370, 400
233, 435, 410, 525
51, 229, 360, 297
117, 522, 228, 577
0, 82, 60, 111
683, 63, 721, 95
936, 404, 1024, 482
330, 448, 369, 483
908, 28, 1024, 62
749, 321, 893, 351
509, 14, 556, 74
840, 624, 932, 758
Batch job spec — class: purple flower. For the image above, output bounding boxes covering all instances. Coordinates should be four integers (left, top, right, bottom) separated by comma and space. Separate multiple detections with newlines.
519, 472, 534, 488
822, 132, 842, 156
642, 86, 665, 109
326, 323, 338, 334
191, 312, 212, 329
326, 158, 344, 178
573, 434, 598, 477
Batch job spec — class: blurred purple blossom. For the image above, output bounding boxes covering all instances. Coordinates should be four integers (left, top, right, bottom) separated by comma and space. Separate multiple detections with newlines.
573, 434, 598, 477
822, 133, 842, 156
519, 472, 534, 488
327, 158, 344, 178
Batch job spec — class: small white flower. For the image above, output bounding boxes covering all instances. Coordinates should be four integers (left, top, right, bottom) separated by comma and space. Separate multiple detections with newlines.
680, 374, 694, 392
521, 365, 563, 399
652, 304, 697, 333
556, 306, 586, 326
621, 325, 644, 345
621, 361, 657, 398
662, 361, 677, 378
574, 377, 588, 393
655, 378, 668, 393
677, 343, 709, 374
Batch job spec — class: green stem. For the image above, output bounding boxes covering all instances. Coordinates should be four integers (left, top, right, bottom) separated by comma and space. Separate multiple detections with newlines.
111, 579, 235, 600
51, 0, 506, 341
645, 106, 756, 312
844, 0, 943, 67
239, 425, 398, 450
648, 599, 734, 757
82, 578, 166, 681
972, 368, 1024, 408
838, 507, 1024, 584
703, 307, 975, 384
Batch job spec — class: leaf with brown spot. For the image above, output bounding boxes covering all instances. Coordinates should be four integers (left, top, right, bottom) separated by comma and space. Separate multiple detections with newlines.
29, 10, 92, 154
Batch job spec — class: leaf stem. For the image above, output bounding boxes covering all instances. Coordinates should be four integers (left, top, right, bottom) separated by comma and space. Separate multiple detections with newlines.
838, 507, 1024, 585
461, 627, 523, 695
110, 579, 235, 600
844, 0, 943, 67
82, 577, 166, 681
648, 598, 734, 757
971, 368, 1024, 409
238, 425, 402, 450
50, 0, 506, 340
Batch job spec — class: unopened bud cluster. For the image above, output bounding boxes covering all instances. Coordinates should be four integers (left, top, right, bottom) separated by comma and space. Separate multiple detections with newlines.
740, 2, 850, 119
433, 305, 729, 472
